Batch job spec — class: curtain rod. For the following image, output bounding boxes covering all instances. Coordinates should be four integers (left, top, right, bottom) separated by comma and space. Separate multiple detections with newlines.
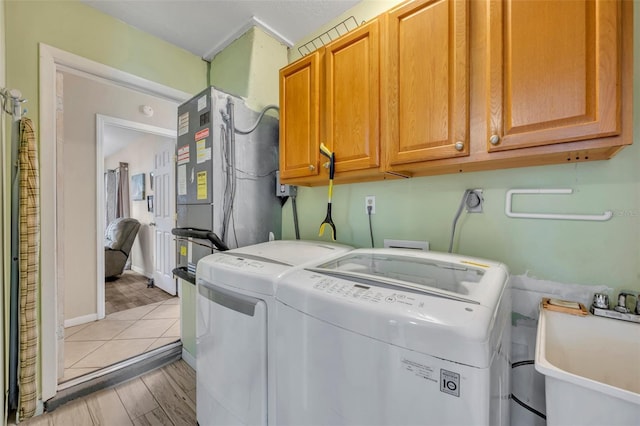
0, 87, 27, 119
106, 164, 128, 172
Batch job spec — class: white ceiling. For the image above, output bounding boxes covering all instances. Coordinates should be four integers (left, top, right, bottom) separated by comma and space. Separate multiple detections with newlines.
103, 125, 173, 158
103, 125, 139, 158
82, 0, 360, 60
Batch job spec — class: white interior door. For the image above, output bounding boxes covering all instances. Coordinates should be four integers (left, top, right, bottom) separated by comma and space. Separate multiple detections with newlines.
153, 139, 177, 295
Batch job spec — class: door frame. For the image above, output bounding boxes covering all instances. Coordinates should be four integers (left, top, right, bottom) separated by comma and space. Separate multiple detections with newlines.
39, 43, 190, 401
96, 115, 176, 319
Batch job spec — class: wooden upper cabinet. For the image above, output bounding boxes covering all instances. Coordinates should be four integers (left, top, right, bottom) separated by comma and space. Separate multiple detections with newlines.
384, 0, 469, 168
279, 51, 321, 180
487, 0, 621, 152
324, 19, 380, 173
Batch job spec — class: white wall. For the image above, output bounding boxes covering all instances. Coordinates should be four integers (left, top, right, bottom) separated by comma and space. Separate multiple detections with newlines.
61, 70, 178, 321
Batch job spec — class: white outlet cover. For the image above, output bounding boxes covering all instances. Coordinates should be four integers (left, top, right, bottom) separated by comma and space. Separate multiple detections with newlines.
365, 196, 376, 214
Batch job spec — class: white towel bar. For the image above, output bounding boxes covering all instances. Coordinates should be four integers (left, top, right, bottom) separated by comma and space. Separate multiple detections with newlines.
505, 189, 612, 221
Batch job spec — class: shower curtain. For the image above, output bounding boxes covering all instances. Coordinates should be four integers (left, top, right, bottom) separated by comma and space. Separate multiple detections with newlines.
17, 117, 39, 420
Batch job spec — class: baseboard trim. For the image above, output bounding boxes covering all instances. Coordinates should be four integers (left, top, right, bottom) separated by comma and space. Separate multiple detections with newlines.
181, 348, 196, 371
64, 313, 98, 328
131, 265, 151, 278
46, 342, 182, 412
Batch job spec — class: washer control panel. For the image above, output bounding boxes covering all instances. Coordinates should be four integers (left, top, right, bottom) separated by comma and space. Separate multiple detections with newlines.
310, 275, 423, 308
214, 255, 266, 270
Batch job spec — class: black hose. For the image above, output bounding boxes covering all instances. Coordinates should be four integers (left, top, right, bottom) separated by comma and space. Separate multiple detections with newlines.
367, 205, 374, 247
512, 360, 535, 368
510, 360, 546, 420
511, 394, 547, 420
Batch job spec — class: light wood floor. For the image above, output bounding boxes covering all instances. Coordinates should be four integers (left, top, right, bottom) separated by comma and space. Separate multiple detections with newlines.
106, 270, 174, 315
22, 360, 196, 425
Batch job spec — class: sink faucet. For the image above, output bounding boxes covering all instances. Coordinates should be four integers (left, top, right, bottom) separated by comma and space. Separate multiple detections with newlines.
591, 290, 640, 323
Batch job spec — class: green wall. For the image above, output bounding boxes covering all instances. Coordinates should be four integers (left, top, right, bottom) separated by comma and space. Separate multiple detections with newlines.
210, 28, 253, 98
210, 26, 287, 109
282, 0, 640, 295
1, 0, 6, 421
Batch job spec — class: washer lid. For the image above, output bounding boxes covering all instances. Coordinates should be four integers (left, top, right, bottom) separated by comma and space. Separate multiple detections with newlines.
307, 249, 507, 308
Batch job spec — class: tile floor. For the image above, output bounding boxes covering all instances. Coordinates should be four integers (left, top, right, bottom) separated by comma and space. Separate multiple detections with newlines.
62, 298, 180, 383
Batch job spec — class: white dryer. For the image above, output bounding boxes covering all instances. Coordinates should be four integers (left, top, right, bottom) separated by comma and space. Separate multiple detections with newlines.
275, 248, 511, 426
195, 240, 352, 426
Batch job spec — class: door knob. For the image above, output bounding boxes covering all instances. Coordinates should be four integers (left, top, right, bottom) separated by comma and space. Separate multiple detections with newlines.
149, 222, 156, 227
454, 141, 464, 151
308, 164, 315, 171
489, 134, 501, 145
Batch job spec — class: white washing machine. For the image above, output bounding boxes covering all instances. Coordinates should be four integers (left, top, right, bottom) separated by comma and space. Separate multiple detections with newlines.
275, 248, 511, 426
195, 240, 352, 426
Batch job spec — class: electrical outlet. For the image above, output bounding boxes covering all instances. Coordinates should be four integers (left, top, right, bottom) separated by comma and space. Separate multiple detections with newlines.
365, 195, 376, 214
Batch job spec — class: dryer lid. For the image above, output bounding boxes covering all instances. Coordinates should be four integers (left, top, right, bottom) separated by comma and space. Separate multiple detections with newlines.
228, 240, 352, 266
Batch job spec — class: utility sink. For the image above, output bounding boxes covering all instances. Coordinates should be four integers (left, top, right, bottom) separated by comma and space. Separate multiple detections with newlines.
535, 308, 640, 425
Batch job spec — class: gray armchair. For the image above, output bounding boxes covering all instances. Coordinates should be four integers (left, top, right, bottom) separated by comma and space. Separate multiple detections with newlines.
105, 217, 141, 278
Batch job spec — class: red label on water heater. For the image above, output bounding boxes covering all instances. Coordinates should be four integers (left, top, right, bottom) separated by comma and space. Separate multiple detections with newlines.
195, 128, 209, 140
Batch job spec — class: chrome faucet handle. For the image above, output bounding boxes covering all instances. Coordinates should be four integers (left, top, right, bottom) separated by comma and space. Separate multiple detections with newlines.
592, 293, 610, 309
614, 290, 637, 314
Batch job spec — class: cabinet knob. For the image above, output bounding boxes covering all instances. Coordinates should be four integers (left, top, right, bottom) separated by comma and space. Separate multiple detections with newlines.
323, 162, 330, 169
489, 134, 501, 145
308, 164, 315, 171
454, 141, 464, 151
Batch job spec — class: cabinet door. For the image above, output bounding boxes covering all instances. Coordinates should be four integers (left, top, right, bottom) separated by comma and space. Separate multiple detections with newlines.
279, 51, 321, 179
324, 19, 380, 173
385, 0, 469, 167
487, 0, 620, 152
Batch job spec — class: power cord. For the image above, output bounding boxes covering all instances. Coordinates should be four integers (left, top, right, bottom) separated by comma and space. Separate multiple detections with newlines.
367, 205, 374, 247
448, 189, 484, 253
510, 360, 546, 420
292, 195, 301, 240
448, 189, 472, 253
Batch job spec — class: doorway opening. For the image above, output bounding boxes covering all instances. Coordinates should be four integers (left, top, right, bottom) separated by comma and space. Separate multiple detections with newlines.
58, 114, 179, 385
40, 44, 190, 399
